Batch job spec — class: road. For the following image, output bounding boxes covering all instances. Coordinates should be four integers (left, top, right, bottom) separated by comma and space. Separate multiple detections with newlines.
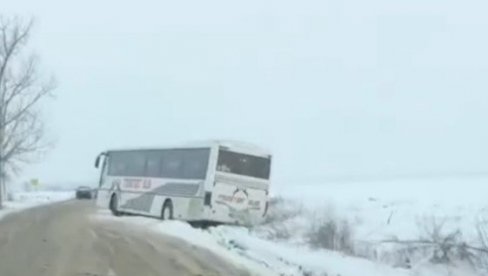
0, 200, 251, 276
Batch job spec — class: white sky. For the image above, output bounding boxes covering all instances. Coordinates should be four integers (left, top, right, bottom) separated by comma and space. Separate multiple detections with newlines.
3, 0, 488, 185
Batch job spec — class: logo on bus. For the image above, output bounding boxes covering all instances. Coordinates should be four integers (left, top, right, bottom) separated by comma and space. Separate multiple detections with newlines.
122, 178, 152, 190
216, 188, 261, 211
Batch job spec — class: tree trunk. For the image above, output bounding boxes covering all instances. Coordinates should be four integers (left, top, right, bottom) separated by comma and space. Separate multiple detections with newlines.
0, 98, 4, 208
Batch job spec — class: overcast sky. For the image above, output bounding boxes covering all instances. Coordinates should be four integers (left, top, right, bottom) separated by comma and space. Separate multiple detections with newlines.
3, 0, 488, 186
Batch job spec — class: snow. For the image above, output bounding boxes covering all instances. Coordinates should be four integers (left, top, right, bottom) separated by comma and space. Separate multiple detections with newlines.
211, 225, 411, 276
94, 176, 488, 276
265, 177, 488, 275
0, 190, 74, 220
93, 211, 277, 276
274, 177, 488, 244
95, 210, 481, 276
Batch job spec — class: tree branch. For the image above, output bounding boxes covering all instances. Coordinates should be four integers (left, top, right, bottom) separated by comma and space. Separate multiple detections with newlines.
2, 78, 55, 129
379, 239, 488, 255
0, 16, 53, 185
0, 19, 32, 91
4, 56, 37, 108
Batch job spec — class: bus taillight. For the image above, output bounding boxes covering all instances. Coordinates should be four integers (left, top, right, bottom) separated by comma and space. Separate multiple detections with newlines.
263, 201, 269, 217
204, 192, 212, 206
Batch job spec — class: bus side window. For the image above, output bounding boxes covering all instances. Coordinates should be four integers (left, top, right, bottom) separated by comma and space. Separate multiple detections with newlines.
180, 149, 207, 179
145, 151, 162, 177
161, 152, 184, 178
160, 149, 210, 179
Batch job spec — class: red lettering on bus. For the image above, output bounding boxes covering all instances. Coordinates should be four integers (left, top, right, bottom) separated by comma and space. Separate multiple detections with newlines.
143, 179, 151, 189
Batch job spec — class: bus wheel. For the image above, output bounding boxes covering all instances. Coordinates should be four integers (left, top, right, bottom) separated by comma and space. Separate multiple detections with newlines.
109, 194, 120, 216
161, 200, 173, 220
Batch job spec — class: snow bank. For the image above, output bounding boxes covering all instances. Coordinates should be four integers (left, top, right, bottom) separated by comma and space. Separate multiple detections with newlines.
266, 177, 488, 275
212, 225, 411, 276
0, 191, 74, 220
94, 211, 276, 276
93, 177, 488, 276
274, 177, 488, 244
95, 211, 480, 276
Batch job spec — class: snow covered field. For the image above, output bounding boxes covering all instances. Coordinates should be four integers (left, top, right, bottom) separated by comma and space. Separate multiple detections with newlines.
95, 177, 488, 276
274, 177, 488, 248
0, 191, 74, 220
260, 177, 488, 275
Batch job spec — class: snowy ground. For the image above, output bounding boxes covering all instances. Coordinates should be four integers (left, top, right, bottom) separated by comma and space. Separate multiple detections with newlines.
275, 177, 488, 243
94, 177, 488, 276
0, 191, 74, 220
95, 213, 480, 276
264, 177, 488, 275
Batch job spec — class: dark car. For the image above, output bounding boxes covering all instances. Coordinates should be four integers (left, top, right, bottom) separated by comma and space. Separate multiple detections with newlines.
76, 186, 94, 199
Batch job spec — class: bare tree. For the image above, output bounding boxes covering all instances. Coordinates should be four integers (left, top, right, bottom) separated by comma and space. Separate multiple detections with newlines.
0, 16, 55, 207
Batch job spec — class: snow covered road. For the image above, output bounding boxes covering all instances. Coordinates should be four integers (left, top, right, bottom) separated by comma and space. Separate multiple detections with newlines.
0, 200, 251, 276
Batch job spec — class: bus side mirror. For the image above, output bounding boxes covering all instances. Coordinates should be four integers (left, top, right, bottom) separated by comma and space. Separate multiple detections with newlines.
95, 155, 101, 168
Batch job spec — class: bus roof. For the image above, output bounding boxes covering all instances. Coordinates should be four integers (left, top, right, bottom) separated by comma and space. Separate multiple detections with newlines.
105, 140, 271, 157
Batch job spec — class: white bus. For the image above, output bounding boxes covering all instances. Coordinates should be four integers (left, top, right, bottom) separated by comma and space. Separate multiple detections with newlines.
94, 140, 272, 225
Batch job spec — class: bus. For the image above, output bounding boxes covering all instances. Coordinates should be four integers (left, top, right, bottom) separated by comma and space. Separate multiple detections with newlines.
94, 140, 272, 225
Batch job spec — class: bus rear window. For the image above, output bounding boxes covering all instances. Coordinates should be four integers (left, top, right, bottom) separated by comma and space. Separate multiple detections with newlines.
217, 149, 271, 179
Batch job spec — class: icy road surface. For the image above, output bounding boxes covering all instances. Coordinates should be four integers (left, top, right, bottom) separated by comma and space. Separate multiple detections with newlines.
0, 200, 251, 276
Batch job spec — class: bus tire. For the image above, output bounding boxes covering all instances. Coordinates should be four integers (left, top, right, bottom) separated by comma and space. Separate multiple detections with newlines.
161, 200, 173, 220
109, 194, 121, 216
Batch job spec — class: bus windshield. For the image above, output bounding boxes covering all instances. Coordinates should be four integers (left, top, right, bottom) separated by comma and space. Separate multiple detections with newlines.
217, 149, 271, 179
